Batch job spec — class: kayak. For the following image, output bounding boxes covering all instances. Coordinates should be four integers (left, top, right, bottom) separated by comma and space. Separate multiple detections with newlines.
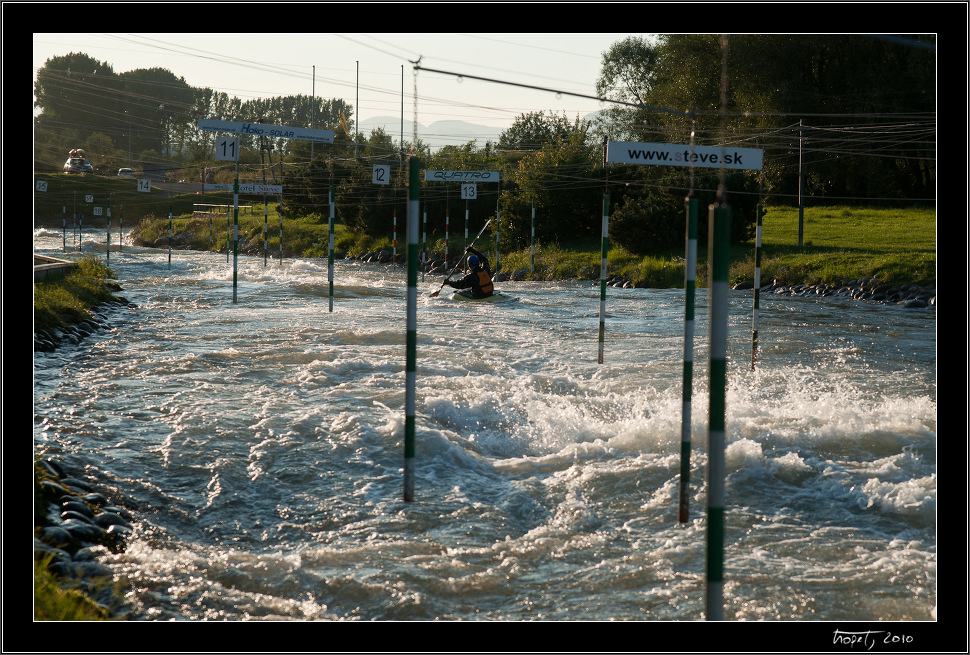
450, 289, 518, 303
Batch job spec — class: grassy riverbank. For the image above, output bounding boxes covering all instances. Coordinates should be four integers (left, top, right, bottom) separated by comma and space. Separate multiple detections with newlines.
33, 256, 124, 335
127, 203, 936, 288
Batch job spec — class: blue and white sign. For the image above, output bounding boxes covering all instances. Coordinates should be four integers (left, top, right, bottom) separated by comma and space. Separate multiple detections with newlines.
204, 183, 283, 194
199, 119, 335, 144
607, 141, 763, 171
424, 170, 500, 182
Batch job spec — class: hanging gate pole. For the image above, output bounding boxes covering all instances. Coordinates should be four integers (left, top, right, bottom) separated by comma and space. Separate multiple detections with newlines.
679, 196, 699, 523
706, 199, 730, 621
328, 184, 335, 312
751, 205, 763, 370
404, 156, 420, 502
597, 192, 610, 364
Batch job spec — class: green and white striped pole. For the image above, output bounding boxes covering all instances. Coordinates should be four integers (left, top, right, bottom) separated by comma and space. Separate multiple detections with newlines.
232, 175, 240, 304
706, 198, 730, 621
105, 197, 111, 267
679, 196, 699, 523
751, 205, 763, 370
264, 195, 269, 266
168, 206, 173, 270
404, 156, 420, 502
530, 198, 535, 274
119, 208, 123, 255
495, 197, 501, 273
597, 192, 610, 364
328, 184, 335, 312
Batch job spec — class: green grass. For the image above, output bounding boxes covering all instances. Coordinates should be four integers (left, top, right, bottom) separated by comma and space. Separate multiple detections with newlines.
34, 256, 123, 334
52, 178, 934, 290
34, 555, 110, 621
733, 205, 936, 287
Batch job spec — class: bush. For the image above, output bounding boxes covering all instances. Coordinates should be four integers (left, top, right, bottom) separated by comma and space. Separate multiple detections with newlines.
609, 190, 686, 254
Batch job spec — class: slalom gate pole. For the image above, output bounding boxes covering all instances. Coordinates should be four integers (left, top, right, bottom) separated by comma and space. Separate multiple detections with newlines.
209, 209, 213, 252
279, 204, 283, 265
495, 198, 501, 273
168, 206, 173, 270
119, 208, 123, 254
530, 198, 535, 274
751, 205, 763, 370
679, 196, 699, 523
464, 201, 469, 248
232, 174, 239, 304
445, 209, 449, 265
706, 199, 730, 621
328, 185, 335, 312
597, 192, 610, 364
404, 156, 420, 502
105, 198, 110, 267
226, 206, 230, 263
421, 210, 427, 283
62, 202, 66, 252
393, 209, 397, 264
264, 195, 269, 267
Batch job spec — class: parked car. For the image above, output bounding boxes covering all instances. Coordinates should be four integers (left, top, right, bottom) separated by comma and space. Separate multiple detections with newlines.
118, 168, 134, 178
64, 157, 93, 174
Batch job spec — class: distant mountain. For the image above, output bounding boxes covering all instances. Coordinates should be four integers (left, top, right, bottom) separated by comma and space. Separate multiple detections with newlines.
358, 116, 503, 150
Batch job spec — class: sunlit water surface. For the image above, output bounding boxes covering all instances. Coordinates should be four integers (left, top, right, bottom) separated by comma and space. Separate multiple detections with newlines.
33, 228, 936, 624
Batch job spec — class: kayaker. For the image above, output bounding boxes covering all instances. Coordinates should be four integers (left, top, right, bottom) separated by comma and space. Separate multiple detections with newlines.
445, 247, 494, 298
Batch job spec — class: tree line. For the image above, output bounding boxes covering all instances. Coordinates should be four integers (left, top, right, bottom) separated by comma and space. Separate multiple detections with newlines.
34, 34, 935, 255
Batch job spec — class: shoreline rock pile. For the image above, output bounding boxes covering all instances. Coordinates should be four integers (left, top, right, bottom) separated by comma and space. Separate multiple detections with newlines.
34, 299, 136, 353
733, 277, 936, 308
34, 458, 134, 618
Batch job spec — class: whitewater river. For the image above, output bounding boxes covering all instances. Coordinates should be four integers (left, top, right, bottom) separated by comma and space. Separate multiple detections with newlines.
33, 227, 936, 628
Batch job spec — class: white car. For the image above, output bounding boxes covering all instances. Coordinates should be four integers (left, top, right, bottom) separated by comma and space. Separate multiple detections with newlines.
64, 158, 94, 174
118, 168, 134, 178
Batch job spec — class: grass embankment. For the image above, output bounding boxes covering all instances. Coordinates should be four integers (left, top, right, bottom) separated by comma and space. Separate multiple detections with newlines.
33, 173, 934, 286
128, 204, 936, 288
34, 555, 110, 620
34, 256, 123, 335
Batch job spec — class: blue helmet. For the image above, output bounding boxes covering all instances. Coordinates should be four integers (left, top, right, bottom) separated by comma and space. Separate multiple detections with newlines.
468, 255, 480, 267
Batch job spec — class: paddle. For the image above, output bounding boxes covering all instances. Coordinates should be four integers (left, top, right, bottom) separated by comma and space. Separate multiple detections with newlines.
429, 219, 492, 297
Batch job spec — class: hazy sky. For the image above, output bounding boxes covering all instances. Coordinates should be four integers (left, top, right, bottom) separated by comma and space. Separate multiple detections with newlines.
33, 33, 649, 140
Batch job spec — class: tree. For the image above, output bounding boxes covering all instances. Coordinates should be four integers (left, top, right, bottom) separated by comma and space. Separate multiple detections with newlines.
34, 53, 122, 167
118, 67, 197, 156
595, 34, 935, 207
498, 111, 574, 151
594, 36, 661, 142
501, 115, 601, 248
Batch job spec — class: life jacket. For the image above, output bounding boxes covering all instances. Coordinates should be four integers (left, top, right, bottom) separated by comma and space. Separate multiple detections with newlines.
474, 269, 494, 296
